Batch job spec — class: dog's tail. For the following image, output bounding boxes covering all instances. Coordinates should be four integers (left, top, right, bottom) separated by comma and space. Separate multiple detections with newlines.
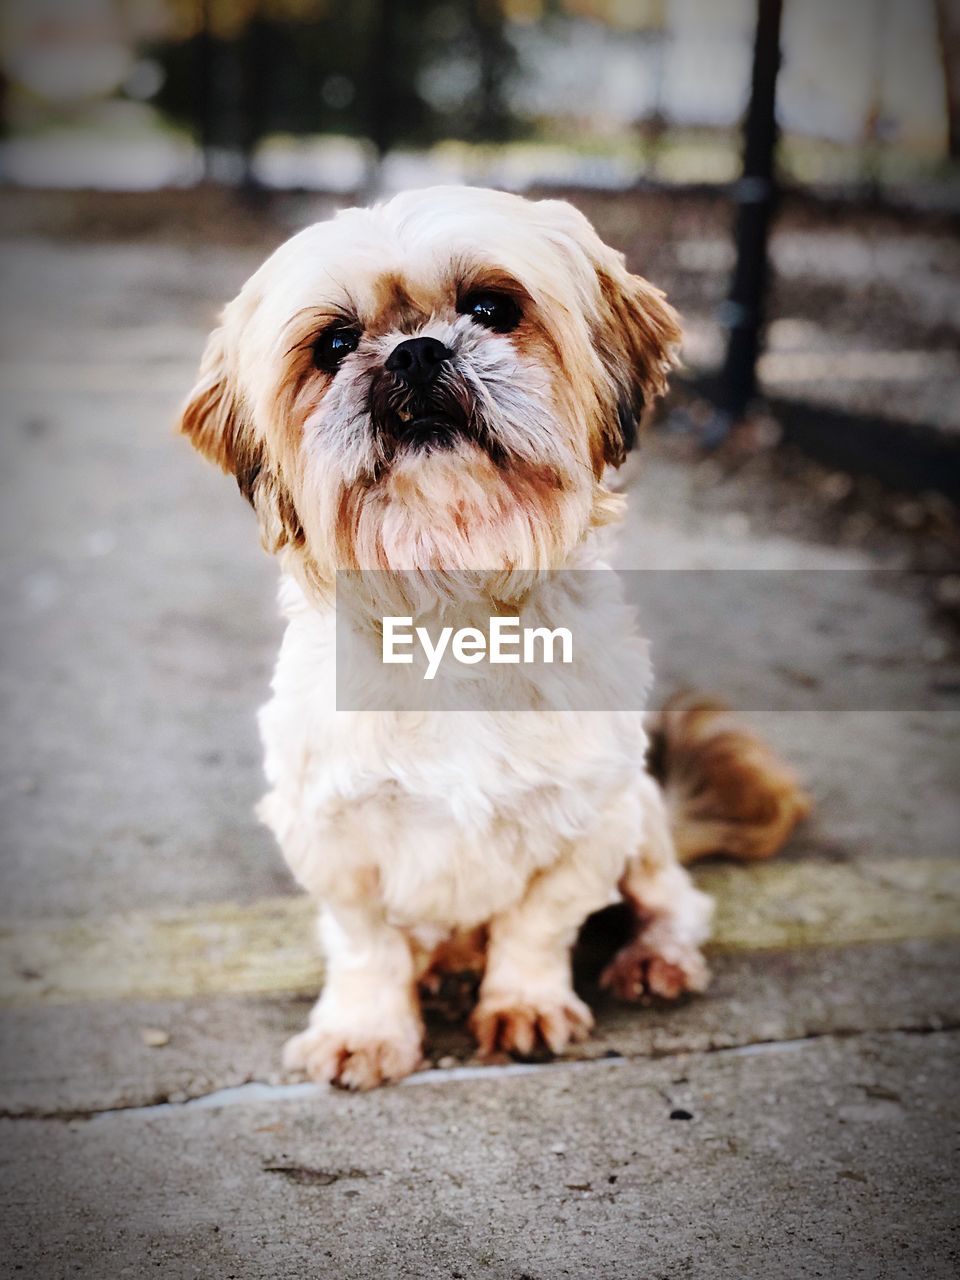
647, 694, 811, 865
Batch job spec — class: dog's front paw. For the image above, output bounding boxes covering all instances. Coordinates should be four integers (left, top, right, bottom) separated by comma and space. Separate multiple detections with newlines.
283, 1019, 423, 1090
470, 991, 594, 1058
600, 937, 710, 1002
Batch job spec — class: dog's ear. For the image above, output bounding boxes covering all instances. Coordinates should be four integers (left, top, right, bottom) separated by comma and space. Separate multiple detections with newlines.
178, 325, 245, 473
591, 258, 682, 466
536, 199, 682, 467
178, 326, 303, 553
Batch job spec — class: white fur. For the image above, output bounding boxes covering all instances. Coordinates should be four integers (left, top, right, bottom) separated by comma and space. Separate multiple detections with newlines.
180, 186, 709, 1089
258, 567, 711, 1088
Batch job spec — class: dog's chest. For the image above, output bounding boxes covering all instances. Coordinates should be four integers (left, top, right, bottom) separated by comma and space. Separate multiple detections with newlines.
360, 778, 572, 928
258, 587, 648, 928
261, 697, 643, 928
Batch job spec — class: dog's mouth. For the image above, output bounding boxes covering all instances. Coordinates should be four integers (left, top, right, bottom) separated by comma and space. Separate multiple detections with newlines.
367, 366, 507, 468
373, 387, 481, 455
392, 408, 467, 450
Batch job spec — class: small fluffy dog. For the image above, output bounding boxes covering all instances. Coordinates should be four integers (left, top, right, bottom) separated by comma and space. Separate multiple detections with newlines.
179, 186, 807, 1089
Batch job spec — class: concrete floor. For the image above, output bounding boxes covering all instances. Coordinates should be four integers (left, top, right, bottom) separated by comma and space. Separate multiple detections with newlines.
0, 210, 957, 1278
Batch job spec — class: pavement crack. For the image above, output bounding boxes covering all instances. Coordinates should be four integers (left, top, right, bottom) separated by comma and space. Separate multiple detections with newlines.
262, 1163, 370, 1187
2, 1021, 957, 1124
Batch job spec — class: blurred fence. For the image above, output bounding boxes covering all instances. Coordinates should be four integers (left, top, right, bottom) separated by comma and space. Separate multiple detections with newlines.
1, 0, 956, 204
2, 0, 958, 495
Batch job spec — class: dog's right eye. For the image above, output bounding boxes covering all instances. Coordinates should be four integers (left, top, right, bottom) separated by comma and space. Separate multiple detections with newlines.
313, 327, 361, 373
458, 291, 521, 334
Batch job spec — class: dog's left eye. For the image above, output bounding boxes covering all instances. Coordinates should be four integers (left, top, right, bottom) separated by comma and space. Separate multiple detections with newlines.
458, 291, 521, 334
313, 326, 361, 372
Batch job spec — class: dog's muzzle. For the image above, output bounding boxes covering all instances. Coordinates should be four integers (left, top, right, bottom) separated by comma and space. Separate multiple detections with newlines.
370, 343, 478, 454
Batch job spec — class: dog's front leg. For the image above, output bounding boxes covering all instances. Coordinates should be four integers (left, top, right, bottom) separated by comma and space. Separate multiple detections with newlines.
470, 811, 632, 1059
283, 902, 424, 1090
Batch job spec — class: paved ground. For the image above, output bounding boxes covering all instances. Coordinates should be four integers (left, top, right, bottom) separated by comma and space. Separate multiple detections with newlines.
0, 201, 958, 1278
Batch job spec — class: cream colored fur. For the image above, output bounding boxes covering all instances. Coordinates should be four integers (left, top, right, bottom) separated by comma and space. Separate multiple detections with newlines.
179, 186, 714, 1089
260, 574, 712, 1086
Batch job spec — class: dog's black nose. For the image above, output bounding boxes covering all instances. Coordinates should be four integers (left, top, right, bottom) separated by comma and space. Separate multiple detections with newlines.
385, 336, 452, 386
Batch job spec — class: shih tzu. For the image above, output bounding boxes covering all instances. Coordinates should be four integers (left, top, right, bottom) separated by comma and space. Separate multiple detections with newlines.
179, 186, 808, 1089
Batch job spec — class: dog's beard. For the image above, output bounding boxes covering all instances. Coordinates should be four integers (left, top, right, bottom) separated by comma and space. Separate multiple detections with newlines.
295, 322, 598, 578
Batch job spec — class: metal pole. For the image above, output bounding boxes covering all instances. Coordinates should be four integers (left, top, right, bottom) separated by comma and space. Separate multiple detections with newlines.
196, 0, 215, 182
715, 0, 783, 430
239, 4, 268, 196
362, 0, 394, 199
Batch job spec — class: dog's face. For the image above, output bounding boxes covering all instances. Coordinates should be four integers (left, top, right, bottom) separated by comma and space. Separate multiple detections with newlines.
179, 186, 680, 582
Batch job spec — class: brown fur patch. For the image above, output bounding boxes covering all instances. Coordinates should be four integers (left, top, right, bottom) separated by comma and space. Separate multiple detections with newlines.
368, 272, 429, 335
456, 264, 528, 299
177, 329, 243, 475
599, 944, 702, 1002
593, 267, 682, 467
427, 927, 488, 977
177, 327, 304, 553
647, 693, 811, 863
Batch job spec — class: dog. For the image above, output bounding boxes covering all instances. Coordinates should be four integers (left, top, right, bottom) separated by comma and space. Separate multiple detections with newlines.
178, 186, 808, 1089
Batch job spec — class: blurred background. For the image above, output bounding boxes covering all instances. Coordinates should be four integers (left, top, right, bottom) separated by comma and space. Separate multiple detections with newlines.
1, 0, 958, 499
2, 0, 957, 195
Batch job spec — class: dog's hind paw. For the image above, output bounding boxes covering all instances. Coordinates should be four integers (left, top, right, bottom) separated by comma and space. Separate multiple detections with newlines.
600, 938, 710, 1002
